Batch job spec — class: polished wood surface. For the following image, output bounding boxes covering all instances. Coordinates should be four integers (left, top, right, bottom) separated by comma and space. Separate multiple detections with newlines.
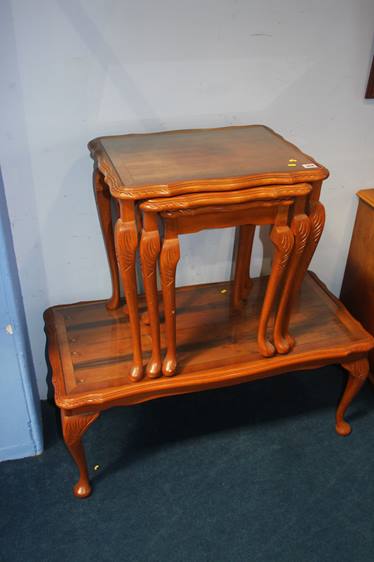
274, 198, 325, 353
140, 212, 162, 378
89, 127, 328, 378
89, 125, 328, 200
114, 200, 144, 381
140, 183, 312, 212
60, 409, 99, 498
340, 189, 374, 380
140, 184, 312, 374
93, 168, 120, 311
138, 181, 324, 377
49, 127, 372, 498
45, 272, 373, 409
355, 188, 374, 208
257, 211, 294, 357
231, 224, 256, 309
45, 272, 373, 497
336, 359, 369, 435
273, 197, 310, 354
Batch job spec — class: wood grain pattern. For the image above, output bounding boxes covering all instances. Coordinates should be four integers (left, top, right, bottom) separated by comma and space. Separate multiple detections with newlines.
44, 272, 374, 412
160, 200, 293, 234
231, 224, 256, 309
45, 272, 374, 497
50, 127, 374, 498
89, 128, 326, 379
340, 190, 374, 382
140, 187, 309, 365
88, 126, 328, 200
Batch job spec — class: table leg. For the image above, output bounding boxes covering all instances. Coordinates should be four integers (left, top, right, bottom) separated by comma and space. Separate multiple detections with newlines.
115, 201, 144, 382
273, 212, 311, 354
257, 223, 294, 357
336, 358, 369, 435
277, 200, 326, 352
160, 223, 180, 377
140, 212, 162, 378
231, 225, 256, 310
93, 168, 121, 311
61, 410, 100, 498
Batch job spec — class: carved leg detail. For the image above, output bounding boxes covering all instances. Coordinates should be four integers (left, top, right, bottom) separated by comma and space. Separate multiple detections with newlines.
140, 226, 162, 378
61, 410, 100, 498
257, 225, 294, 358
273, 214, 311, 354
160, 237, 180, 376
232, 224, 256, 310
336, 358, 369, 436
93, 169, 121, 311
301, 200, 325, 272
293, 201, 325, 297
115, 217, 144, 382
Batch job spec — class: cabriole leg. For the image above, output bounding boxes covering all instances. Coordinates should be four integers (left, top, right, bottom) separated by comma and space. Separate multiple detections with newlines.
273, 213, 311, 354
140, 212, 162, 378
93, 168, 121, 311
273, 200, 325, 354
160, 223, 180, 377
257, 223, 294, 357
115, 201, 144, 382
231, 224, 256, 310
61, 410, 100, 498
336, 358, 369, 436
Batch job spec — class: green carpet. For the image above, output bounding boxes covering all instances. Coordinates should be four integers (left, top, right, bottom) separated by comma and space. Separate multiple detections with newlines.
1, 365, 374, 562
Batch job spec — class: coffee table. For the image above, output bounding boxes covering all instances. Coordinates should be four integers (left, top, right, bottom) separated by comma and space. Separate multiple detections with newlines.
44, 272, 373, 498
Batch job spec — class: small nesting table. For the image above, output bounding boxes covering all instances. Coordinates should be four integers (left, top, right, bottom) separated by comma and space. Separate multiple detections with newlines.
140, 182, 312, 377
88, 126, 328, 379
44, 125, 374, 498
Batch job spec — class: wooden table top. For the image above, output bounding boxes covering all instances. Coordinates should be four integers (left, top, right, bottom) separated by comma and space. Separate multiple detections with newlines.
88, 125, 329, 200
45, 272, 373, 412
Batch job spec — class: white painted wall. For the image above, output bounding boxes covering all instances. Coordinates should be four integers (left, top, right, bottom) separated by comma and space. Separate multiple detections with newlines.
1, 0, 374, 397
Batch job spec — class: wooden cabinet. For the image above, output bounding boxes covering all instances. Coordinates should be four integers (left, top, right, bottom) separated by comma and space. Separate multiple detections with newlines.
340, 189, 374, 380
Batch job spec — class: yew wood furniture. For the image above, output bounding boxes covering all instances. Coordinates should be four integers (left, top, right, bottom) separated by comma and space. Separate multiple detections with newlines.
140, 183, 312, 377
88, 125, 329, 381
341, 189, 374, 381
44, 126, 374, 499
45, 273, 374, 498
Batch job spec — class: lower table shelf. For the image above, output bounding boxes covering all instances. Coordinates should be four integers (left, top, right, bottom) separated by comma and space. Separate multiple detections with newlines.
44, 271, 373, 497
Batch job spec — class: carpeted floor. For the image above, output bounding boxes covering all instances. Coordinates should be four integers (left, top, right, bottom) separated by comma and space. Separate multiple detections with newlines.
1, 365, 374, 562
